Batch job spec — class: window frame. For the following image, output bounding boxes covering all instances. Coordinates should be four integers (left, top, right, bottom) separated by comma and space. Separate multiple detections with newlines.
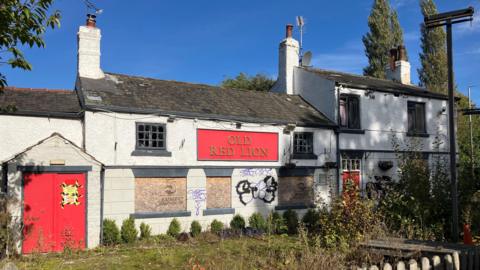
339, 94, 361, 130
292, 132, 317, 160
407, 101, 428, 137
135, 122, 167, 150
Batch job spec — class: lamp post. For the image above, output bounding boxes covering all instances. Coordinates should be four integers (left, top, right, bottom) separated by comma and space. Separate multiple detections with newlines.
424, 6, 474, 242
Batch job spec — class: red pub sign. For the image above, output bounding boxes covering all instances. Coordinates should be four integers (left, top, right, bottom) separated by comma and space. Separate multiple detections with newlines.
197, 129, 278, 161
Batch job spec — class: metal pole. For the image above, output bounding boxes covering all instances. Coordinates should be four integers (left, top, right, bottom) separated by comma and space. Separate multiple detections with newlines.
468, 87, 474, 179
446, 21, 459, 241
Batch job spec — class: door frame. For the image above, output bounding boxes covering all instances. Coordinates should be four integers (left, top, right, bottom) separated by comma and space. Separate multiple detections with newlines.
19, 166, 91, 253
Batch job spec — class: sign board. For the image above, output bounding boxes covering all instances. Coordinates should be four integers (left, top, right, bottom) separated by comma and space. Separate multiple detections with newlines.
197, 129, 278, 161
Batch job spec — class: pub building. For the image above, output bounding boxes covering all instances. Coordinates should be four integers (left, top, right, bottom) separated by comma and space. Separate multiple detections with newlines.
0, 16, 449, 253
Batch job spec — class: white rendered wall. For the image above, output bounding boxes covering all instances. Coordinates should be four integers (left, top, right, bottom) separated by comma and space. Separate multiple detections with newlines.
294, 68, 337, 122
0, 115, 83, 162
84, 111, 336, 167
338, 87, 449, 152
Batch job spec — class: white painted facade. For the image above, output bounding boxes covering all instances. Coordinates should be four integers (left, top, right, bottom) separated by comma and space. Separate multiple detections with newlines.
0, 115, 83, 162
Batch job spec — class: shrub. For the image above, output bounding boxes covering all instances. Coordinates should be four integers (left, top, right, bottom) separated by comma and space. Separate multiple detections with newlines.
267, 211, 287, 234
210, 219, 224, 234
0, 196, 15, 257
283, 209, 299, 235
248, 212, 267, 231
230, 214, 246, 230
167, 218, 181, 237
102, 219, 120, 245
302, 209, 320, 233
139, 222, 152, 240
121, 217, 138, 244
190, 221, 202, 237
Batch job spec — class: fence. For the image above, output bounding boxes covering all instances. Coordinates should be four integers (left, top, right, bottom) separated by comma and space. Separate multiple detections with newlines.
358, 239, 480, 270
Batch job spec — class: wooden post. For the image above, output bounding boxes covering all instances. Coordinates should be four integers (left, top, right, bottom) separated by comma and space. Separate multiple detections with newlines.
453, 251, 460, 270
368, 266, 379, 270
445, 254, 453, 270
432, 256, 441, 270
397, 261, 406, 270
421, 257, 431, 270
383, 263, 392, 270
409, 259, 418, 270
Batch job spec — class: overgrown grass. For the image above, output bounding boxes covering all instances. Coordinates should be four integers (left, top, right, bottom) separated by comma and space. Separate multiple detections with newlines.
1, 233, 348, 270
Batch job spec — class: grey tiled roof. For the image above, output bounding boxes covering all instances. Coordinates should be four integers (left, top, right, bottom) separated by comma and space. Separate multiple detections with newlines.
77, 72, 335, 127
0, 87, 82, 117
301, 67, 448, 100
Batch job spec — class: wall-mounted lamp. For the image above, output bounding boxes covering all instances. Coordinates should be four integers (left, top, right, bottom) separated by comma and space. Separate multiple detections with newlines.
283, 123, 296, 134
167, 115, 176, 123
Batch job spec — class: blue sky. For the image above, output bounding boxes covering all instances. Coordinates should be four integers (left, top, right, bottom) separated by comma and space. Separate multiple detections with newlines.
3, 0, 480, 102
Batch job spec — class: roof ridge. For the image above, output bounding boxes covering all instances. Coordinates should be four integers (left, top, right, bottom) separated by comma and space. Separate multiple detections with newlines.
103, 71, 293, 97
2, 87, 73, 93
300, 66, 426, 90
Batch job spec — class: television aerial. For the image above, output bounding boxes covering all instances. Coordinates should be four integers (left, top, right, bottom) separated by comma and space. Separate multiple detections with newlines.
296, 16, 306, 64
83, 0, 103, 15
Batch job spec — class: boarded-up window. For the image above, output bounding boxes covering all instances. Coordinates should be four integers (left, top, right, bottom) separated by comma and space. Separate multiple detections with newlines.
278, 176, 314, 206
135, 178, 186, 213
206, 177, 231, 209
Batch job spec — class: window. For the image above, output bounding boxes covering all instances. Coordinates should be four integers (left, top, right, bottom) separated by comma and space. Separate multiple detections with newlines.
339, 94, 361, 129
135, 178, 187, 213
278, 176, 314, 207
407, 102, 427, 135
206, 177, 231, 209
293, 132, 317, 159
136, 123, 165, 150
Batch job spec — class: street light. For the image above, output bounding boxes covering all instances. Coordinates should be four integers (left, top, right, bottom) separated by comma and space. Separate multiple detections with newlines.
424, 6, 474, 242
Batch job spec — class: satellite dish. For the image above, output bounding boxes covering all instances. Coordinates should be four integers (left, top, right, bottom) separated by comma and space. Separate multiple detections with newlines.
302, 51, 312, 66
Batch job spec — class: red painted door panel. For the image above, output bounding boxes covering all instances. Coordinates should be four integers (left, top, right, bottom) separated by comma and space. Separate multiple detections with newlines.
342, 171, 360, 189
23, 173, 86, 254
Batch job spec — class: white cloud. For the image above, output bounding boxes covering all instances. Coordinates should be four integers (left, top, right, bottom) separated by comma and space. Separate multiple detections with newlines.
403, 31, 420, 43
391, 0, 413, 9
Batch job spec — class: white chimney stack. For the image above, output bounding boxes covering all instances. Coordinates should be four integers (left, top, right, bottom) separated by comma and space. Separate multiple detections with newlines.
77, 14, 104, 79
272, 24, 299, 95
386, 45, 410, 85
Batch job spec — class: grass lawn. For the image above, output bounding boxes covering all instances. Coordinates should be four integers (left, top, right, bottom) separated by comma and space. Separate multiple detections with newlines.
1, 234, 344, 270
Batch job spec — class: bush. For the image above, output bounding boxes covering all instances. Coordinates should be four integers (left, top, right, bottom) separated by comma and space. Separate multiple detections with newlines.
139, 222, 152, 240
248, 212, 267, 231
283, 209, 299, 235
210, 219, 224, 234
167, 218, 181, 237
230, 214, 246, 230
190, 221, 202, 237
102, 219, 120, 245
121, 217, 138, 244
267, 211, 287, 235
302, 209, 320, 233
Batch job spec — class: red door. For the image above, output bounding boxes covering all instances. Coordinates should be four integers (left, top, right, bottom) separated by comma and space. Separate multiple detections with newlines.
22, 173, 86, 254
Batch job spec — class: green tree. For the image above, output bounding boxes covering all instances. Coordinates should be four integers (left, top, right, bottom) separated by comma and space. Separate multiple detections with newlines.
418, 0, 448, 94
363, 0, 407, 79
0, 0, 61, 88
220, 73, 275, 91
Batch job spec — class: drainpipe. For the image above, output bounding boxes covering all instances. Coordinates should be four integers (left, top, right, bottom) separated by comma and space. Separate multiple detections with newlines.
99, 166, 105, 245
336, 85, 342, 196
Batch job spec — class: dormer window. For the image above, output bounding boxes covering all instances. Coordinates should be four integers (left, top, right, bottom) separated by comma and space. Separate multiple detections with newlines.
339, 94, 360, 130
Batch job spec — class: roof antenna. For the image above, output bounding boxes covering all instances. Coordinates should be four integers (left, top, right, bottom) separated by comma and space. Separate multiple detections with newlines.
296, 16, 306, 64
83, 0, 103, 15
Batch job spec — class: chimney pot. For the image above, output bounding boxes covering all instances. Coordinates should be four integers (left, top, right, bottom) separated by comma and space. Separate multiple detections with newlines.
397, 45, 407, 61
389, 48, 397, 71
286, 24, 293, 38
86, 14, 96, 28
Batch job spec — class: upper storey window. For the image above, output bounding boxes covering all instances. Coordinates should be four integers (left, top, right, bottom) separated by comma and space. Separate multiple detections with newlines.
136, 123, 166, 150
407, 101, 427, 136
339, 94, 360, 129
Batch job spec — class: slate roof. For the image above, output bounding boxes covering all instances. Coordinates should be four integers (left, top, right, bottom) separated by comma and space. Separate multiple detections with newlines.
0, 87, 82, 118
301, 67, 448, 100
76, 72, 334, 127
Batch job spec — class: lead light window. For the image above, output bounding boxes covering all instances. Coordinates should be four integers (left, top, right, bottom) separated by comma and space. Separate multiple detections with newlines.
136, 123, 166, 150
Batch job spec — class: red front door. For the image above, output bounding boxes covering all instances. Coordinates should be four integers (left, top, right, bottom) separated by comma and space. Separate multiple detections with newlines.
22, 173, 86, 254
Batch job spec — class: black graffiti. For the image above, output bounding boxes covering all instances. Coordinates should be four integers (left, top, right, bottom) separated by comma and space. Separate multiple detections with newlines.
236, 176, 278, 205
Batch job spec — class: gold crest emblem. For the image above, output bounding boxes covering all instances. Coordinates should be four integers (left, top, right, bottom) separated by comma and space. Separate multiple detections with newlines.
60, 181, 82, 208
